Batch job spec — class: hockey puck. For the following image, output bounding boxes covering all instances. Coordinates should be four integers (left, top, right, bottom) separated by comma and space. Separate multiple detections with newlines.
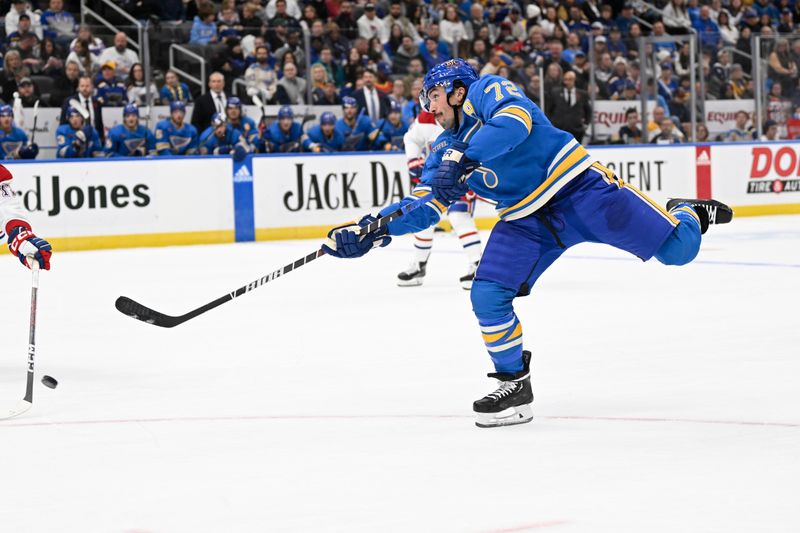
41, 375, 58, 389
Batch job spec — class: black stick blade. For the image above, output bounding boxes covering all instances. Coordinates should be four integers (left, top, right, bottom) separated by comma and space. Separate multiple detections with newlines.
115, 296, 182, 328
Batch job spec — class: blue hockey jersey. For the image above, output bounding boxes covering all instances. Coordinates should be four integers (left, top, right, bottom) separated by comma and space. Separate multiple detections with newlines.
154, 119, 199, 156
375, 118, 408, 148
230, 116, 261, 151
264, 121, 303, 151
105, 124, 156, 157
335, 115, 386, 151
382, 74, 592, 234
199, 124, 246, 154
302, 124, 345, 152
56, 124, 103, 158
0, 126, 28, 159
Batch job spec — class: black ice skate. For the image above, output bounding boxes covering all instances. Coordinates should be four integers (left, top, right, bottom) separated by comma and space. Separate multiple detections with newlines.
397, 261, 427, 287
666, 199, 733, 234
474, 351, 533, 428
459, 262, 478, 290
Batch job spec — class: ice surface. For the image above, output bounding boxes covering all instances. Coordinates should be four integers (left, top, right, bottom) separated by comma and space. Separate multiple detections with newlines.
1, 215, 799, 533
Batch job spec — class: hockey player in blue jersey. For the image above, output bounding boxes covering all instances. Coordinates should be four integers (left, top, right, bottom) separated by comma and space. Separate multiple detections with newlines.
105, 104, 156, 157
263, 106, 303, 153
56, 107, 104, 158
336, 97, 387, 151
375, 101, 408, 151
155, 101, 199, 156
226, 97, 262, 152
199, 113, 250, 161
302, 112, 345, 152
0, 105, 37, 160
322, 59, 733, 428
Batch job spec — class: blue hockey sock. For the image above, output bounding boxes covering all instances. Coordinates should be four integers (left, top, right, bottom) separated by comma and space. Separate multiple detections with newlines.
655, 203, 702, 266
479, 313, 524, 373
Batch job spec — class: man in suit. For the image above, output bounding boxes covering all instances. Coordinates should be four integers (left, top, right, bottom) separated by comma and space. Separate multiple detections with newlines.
353, 69, 389, 123
59, 74, 105, 142
545, 70, 592, 142
191, 71, 228, 133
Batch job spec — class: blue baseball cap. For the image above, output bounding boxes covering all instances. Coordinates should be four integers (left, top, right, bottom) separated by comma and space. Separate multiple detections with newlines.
320, 111, 336, 125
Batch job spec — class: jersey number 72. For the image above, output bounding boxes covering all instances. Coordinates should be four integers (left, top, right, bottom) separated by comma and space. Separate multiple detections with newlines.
484, 81, 523, 101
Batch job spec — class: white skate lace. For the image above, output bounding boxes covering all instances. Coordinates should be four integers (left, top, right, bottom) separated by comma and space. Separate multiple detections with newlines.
486, 381, 519, 401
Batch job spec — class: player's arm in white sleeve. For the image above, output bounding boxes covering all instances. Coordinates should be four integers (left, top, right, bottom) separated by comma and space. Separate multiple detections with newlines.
404, 111, 443, 181
0, 165, 53, 270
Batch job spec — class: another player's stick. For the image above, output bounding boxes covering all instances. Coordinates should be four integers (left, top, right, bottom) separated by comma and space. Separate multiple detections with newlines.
115, 193, 436, 328
68, 98, 90, 121
1, 260, 40, 420
28, 99, 39, 145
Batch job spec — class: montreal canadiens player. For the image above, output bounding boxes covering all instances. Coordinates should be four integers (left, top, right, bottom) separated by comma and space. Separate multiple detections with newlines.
397, 107, 482, 289
322, 59, 732, 428
0, 164, 52, 270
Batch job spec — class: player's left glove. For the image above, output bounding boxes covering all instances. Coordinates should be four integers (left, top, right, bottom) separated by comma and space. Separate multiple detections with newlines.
321, 215, 392, 259
7, 226, 52, 270
18, 143, 38, 160
431, 140, 479, 204
232, 144, 248, 162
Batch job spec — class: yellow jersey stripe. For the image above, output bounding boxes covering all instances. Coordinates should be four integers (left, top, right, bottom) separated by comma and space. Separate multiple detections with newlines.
496, 106, 532, 133
674, 206, 701, 224
463, 119, 483, 141
623, 182, 678, 224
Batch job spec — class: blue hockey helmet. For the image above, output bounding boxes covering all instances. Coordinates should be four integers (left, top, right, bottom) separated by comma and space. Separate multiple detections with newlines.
169, 100, 186, 114
388, 100, 402, 115
123, 103, 139, 117
278, 105, 294, 119
420, 58, 479, 112
211, 112, 226, 127
226, 97, 242, 109
320, 111, 336, 125
0, 104, 13, 117
342, 96, 357, 109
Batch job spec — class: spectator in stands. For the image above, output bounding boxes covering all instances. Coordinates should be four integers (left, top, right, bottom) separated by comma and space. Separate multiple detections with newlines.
244, 45, 278, 104
383, 1, 420, 43
624, 24, 642, 60
98, 33, 139, 78
15, 77, 39, 107
66, 39, 100, 76
41, 0, 76, 45
1, 50, 28, 102
0, 104, 35, 160
5, 1, 42, 41
617, 107, 642, 144
440, 4, 467, 48
388, 78, 407, 109
216, 35, 247, 83
276, 62, 307, 105
420, 35, 450, 70
615, 3, 636, 34
354, 68, 389, 122
7, 14, 40, 55
336, 1, 358, 40
266, 0, 301, 20
193, 72, 229, 132
39, 37, 65, 77
312, 80, 341, 105
160, 70, 192, 104
158, 0, 187, 22
728, 64, 752, 99
358, 3, 384, 41
761, 119, 779, 141
51, 60, 80, 107
190, 2, 219, 45
768, 39, 798, 97
60, 74, 104, 141
650, 117, 682, 144
723, 110, 754, 141
546, 70, 591, 142
96, 62, 127, 107
663, 0, 692, 33
70, 25, 104, 57
126, 63, 158, 106
693, 123, 710, 142
302, 111, 344, 152
693, 6, 720, 51
240, 3, 264, 37
717, 11, 738, 46
309, 63, 330, 91
56, 106, 103, 158
275, 31, 306, 75
657, 62, 677, 102
318, 47, 344, 87
647, 105, 667, 134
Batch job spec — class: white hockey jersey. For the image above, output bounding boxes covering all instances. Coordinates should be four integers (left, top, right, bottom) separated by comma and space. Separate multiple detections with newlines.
0, 164, 30, 238
404, 111, 444, 161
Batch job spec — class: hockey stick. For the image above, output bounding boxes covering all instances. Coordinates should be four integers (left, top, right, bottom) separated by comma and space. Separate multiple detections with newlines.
29, 99, 39, 145
1, 260, 40, 420
115, 193, 436, 328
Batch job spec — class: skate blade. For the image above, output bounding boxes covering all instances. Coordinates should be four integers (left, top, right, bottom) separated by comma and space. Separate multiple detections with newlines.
475, 404, 533, 428
397, 278, 424, 287
460, 280, 473, 290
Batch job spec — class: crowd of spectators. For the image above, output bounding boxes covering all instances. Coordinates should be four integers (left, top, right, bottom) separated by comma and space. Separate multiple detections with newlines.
1, 0, 800, 159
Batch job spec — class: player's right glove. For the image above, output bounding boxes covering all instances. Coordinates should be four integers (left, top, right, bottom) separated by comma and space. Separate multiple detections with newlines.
431, 140, 478, 203
18, 143, 38, 160
7, 226, 52, 270
216, 145, 232, 155
72, 130, 87, 157
407, 157, 424, 183
321, 215, 392, 259
233, 144, 248, 162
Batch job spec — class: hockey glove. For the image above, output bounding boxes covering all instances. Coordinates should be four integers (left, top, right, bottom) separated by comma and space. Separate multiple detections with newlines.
407, 157, 425, 183
18, 143, 38, 160
216, 145, 232, 155
233, 144, 248, 162
431, 140, 479, 204
7, 226, 52, 270
321, 215, 392, 259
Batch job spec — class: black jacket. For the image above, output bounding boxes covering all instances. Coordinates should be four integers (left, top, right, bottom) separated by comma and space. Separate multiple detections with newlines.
545, 87, 592, 140
59, 93, 105, 141
191, 92, 229, 133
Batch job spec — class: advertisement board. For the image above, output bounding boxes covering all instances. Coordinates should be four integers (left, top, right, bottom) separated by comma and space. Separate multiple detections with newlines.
3, 157, 234, 250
